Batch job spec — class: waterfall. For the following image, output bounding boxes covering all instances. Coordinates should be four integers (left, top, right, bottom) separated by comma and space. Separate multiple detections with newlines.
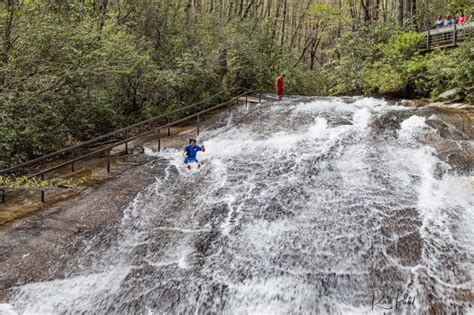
3, 97, 473, 314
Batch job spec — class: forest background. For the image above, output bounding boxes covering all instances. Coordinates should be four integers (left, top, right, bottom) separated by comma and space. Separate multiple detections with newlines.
1, 0, 473, 167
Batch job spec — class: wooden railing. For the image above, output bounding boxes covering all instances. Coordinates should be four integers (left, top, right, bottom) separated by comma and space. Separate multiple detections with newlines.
420, 22, 473, 51
0, 89, 262, 204
0, 89, 236, 176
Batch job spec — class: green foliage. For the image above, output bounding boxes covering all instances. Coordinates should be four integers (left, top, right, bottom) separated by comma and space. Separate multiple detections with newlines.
328, 22, 425, 95
0, 175, 79, 191
377, 31, 425, 60
411, 40, 474, 101
0, 1, 224, 168
306, 4, 344, 26
446, 0, 473, 14
367, 31, 425, 93
1, 0, 472, 171
276, 60, 331, 96
227, 20, 277, 90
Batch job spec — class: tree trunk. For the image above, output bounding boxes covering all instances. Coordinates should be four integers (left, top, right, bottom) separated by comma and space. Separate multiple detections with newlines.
398, 0, 403, 26
243, 0, 254, 18
227, 0, 233, 20
185, 0, 192, 46
97, 0, 109, 31
1, 0, 15, 91
362, 0, 370, 22
374, 0, 380, 20
266, 0, 272, 17
80, 0, 85, 23
271, 0, 282, 45
238, 0, 244, 16
289, 0, 310, 51
280, 0, 287, 47
219, 49, 229, 89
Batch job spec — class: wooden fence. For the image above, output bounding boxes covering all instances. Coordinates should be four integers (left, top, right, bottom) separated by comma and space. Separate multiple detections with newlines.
420, 22, 473, 51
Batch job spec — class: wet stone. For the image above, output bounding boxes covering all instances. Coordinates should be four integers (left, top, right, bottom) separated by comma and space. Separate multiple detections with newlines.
1, 97, 472, 313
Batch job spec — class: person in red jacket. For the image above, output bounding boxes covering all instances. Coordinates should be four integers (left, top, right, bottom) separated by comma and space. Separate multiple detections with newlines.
458, 12, 467, 25
275, 74, 285, 101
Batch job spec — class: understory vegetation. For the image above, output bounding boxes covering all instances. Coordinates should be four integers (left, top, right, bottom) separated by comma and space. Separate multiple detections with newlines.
1, 0, 473, 168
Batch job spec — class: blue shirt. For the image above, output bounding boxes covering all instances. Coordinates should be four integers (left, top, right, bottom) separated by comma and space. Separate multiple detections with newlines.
184, 145, 202, 159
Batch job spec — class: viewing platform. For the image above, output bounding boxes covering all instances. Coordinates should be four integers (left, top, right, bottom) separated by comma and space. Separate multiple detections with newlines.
420, 22, 473, 51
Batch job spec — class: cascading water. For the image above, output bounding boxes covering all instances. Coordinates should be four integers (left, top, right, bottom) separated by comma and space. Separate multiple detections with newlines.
1, 97, 473, 314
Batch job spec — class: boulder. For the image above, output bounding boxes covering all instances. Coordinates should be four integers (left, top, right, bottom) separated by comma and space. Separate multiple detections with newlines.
132, 145, 145, 154
438, 88, 459, 100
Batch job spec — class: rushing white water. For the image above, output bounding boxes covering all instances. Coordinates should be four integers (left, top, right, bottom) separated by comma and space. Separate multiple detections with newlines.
3, 98, 473, 314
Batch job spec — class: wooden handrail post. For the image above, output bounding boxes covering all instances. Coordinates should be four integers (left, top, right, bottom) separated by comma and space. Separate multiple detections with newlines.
167, 116, 171, 137
259, 93, 262, 103
245, 95, 248, 106
124, 129, 128, 155
71, 149, 75, 172
40, 174, 45, 203
197, 115, 200, 136
453, 23, 457, 46
107, 150, 111, 173
1, 189, 5, 203
426, 29, 430, 50
157, 129, 161, 152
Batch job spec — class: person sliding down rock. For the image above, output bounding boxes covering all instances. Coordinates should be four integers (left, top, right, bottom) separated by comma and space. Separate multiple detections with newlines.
182, 138, 205, 170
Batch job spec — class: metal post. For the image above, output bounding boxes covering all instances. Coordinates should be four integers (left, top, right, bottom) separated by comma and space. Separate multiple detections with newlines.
167, 116, 171, 137
453, 23, 457, 46
1, 189, 4, 203
157, 129, 161, 152
40, 174, 45, 203
197, 115, 200, 136
426, 29, 430, 50
245, 95, 248, 106
107, 150, 111, 173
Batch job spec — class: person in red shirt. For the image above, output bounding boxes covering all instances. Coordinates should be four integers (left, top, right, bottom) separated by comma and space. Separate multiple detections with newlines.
275, 74, 285, 101
458, 12, 467, 25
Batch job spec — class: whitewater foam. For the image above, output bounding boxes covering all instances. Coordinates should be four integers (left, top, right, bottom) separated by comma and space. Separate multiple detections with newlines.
4, 97, 472, 314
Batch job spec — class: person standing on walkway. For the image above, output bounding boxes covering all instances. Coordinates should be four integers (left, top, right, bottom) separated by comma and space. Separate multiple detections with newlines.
458, 12, 467, 25
275, 74, 285, 101
449, 16, 456, 25
435, 16, 444, 28
445, 15, 454, 26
